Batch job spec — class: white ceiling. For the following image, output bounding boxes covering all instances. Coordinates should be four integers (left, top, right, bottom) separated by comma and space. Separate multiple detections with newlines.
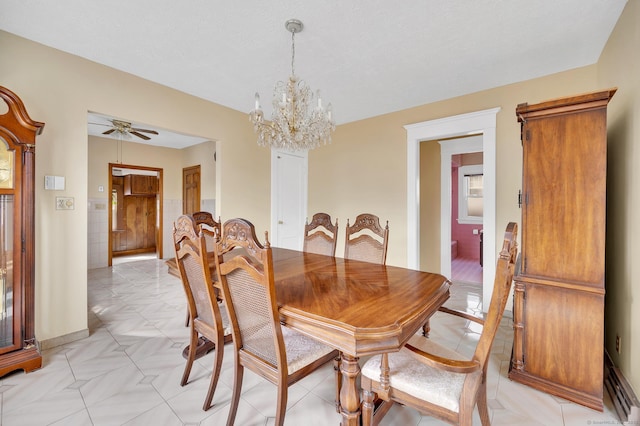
1, 1, 627, 148
87, 112, 210, 149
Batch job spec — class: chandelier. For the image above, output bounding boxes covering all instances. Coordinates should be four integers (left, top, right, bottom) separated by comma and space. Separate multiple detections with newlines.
249, 19, 335, 151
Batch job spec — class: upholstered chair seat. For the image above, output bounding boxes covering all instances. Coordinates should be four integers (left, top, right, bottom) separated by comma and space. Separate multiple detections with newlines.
362, 335, 470, 413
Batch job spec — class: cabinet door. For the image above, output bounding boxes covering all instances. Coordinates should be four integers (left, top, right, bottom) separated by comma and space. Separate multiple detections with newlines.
523, 284, 604, 399
521, 109, 606, 285
0, 194, 19, 354
124, 175, 158, 196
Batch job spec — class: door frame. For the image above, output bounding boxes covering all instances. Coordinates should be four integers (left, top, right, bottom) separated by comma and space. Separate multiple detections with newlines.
405, 107, 500, 312
108, 163, 164, 266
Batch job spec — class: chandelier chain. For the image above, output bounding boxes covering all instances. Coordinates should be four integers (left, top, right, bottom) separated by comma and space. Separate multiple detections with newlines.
291, 30, 295, 77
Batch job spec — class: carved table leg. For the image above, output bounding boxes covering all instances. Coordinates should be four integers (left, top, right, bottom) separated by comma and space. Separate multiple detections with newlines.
339, 354, 361, 426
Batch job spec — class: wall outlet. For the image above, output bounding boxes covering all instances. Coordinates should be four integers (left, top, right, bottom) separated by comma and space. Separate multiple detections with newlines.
56, 197, 74, 210
616, 335, 621, 353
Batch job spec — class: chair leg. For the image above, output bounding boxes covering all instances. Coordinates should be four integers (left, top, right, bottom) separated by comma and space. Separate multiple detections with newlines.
226, 363, 244, 426
274, 382, 288, 426
334, 354, 342, 413
422, 318, 430, 337
202, 339, 223, 411
185, 308, 190, 327
180, 330, 198, 386
477, 382, 491, 426
362, 390, 375, 426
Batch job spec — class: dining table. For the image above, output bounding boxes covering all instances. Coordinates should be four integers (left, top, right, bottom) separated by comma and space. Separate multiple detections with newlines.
167, 247, 451, 425
268, 247, 451, 426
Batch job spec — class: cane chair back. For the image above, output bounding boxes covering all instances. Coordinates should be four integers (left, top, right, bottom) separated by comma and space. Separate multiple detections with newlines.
303, 212, 338, 256
344, 213, 389, 264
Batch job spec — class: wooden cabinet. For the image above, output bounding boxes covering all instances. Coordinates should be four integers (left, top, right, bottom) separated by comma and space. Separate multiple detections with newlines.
509, 88, 616, 411
0, 87, 44, 377
124, 174, 158, 196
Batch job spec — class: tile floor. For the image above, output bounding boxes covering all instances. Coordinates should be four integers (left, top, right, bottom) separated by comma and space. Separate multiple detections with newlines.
0, 258, 622, 425
451, 257, 483, 284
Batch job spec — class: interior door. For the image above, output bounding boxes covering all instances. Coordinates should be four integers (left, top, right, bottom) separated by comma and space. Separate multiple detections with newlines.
183, 165, 201, 214
271, 150, 308, 250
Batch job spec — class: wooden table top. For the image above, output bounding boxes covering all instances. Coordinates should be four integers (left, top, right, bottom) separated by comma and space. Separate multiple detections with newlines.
167, 247, 450, 356
271, 248, 451, 357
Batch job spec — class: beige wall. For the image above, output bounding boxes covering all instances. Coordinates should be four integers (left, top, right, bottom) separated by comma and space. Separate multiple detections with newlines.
1, 30, 268, 343
597, 0, 640, 393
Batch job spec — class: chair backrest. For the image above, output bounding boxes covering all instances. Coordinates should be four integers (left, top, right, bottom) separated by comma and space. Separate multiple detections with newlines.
344, 213, 389, 264
173, 214, 223, 333
214, 218, 286, 372
303, 213, 338, 256
192, 211, 221, 253
473, 222, 518, 371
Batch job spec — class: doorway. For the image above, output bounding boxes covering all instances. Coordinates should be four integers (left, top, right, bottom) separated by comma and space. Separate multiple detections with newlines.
405, 107, 499, 312
449, 145, 484, 284
108, 163, 164, 266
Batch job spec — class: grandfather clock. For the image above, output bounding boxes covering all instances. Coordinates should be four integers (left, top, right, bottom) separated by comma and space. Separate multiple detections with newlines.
0, 86, 44, 377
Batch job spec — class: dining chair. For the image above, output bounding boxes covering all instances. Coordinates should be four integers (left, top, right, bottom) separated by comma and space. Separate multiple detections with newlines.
344, 213, 389, 264
303, 212, 339, 256
360, 222, 518, 426
213, 218, 340, 426
172, 214, 231, 411
183, 211, 221, 327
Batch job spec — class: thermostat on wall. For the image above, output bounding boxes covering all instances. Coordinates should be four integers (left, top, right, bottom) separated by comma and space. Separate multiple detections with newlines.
44, 175, 65, 190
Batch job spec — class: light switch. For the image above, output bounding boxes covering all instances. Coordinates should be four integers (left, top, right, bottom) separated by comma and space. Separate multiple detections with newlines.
45, 175, 65, 190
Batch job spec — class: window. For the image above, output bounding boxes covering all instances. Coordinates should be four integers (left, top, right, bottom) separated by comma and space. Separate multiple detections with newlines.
458, 165, 483, 224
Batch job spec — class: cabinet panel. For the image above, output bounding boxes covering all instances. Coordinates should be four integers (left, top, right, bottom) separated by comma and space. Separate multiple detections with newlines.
523, 283, 604, 397
522, 110, 606, 285
124, 174, 158, 196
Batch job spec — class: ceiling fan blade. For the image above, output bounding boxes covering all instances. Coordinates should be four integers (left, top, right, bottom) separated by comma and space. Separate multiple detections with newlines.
102, 129, 116, 135
131, 128, 159, 135
130, 131, 151, 140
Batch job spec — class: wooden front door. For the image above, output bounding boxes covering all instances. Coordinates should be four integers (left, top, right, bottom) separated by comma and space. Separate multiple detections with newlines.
183, 165, 200, 215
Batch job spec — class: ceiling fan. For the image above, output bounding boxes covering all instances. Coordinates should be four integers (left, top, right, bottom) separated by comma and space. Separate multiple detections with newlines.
95, 119, 159, 140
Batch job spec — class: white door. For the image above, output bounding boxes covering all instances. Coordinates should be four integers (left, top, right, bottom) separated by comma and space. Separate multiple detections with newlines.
271, 150, 308, 249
